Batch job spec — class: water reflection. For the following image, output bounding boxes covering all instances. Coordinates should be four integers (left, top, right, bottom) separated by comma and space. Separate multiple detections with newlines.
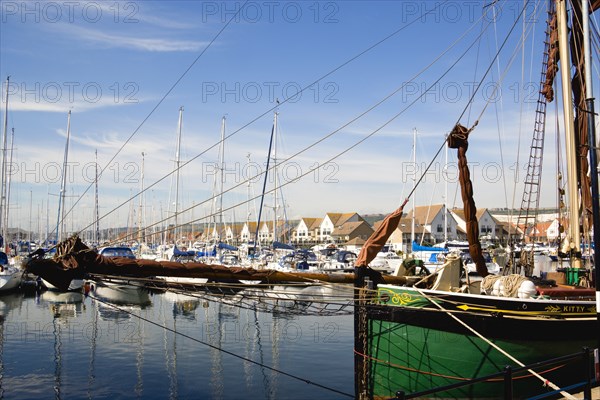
0, 283, 354, 400
162, 291, 200, 321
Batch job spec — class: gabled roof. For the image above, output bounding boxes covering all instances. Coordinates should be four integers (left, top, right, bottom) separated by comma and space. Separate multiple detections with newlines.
300, 217, 323, 231
331, 221, 373, 237
227, 223, 245, 234
406, 204, 445, 225
325, 212, 363, 227
309, 218, 323, 230
243, 221, 270, 233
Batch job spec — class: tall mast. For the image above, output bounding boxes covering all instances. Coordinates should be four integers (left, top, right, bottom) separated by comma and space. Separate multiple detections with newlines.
272, 111, 279, 243
5, 127, 14, 244
219, 116, 226, 241
410, 128, 416, 247
56, 110, 72, 242
246, 153, 251, 234
444, 134, 448, 243
94, 150, 99, 244
138, 151, 145, 246
1, 76, 9, 249
174, 107, 183, 243
556, 0, 582, 267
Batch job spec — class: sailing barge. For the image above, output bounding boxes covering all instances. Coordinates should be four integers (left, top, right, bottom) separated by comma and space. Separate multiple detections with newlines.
353, 1, 599, 397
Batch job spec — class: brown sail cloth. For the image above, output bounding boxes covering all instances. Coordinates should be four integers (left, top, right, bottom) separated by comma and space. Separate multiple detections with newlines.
355, 198, 408, 268
448, 124, 489, 277
543, 1, 596, 232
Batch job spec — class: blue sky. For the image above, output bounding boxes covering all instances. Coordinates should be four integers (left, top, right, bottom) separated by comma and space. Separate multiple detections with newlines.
0, 1, 586, 237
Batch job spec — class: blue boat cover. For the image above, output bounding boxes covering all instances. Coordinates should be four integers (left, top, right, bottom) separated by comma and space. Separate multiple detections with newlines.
196, 247, 217, 257
272, 241, 294, 250
218, 242, 238, 251
173, 246, 196, 257
411, 241, 447, 253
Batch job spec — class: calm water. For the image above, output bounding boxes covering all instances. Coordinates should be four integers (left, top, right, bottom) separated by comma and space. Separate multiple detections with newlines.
0, 284, 355, 399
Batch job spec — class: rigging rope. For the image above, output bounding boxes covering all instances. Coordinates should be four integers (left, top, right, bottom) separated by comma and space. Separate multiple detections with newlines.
54, 0, 250, 242
86, 292, 354, 398
411, 286, 578, 399
58, 1, 451, 242
87, 9, 497, 249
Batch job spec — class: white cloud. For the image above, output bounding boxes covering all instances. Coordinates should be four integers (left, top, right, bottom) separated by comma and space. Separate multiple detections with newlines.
54, 24, 206, 52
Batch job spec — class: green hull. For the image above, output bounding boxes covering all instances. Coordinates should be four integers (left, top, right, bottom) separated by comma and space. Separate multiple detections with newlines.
368, 320, 590, 399
364, 285, 595, 399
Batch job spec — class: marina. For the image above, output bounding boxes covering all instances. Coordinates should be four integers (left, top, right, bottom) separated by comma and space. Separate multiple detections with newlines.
1, 0, 600, 399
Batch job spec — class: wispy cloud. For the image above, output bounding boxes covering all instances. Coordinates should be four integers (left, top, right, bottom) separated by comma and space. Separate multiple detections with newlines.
75, 26, 204, 52
55, 24, 206, 52
3, 95, 142, 113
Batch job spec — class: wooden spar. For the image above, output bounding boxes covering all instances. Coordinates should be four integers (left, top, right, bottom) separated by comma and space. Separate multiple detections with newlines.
24, 236, 408, 290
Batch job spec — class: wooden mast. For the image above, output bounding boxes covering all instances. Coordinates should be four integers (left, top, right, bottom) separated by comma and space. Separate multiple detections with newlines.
556, 0, 582, 267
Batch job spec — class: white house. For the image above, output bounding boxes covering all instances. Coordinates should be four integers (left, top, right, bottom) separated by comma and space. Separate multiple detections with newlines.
406, 204, 458, 244
318, 212, 364, 242
293, 217, 323, 243
451, 208, 502, 241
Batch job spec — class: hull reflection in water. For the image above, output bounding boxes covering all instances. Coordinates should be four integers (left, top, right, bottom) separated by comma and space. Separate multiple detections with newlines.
85, 279, 152, 306
0, 284, 354, 399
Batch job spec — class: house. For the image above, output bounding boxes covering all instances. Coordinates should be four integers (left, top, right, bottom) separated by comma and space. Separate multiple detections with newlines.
240, 221, 271, 243
331, 221, 374, 244
293, 217, 323, 243
406, 204, 458, 244
371, 216, 431, 253
225, 223, 245, 243
451, 208, 504, 242
545, 218, 563, 242
319, 212, 365, 242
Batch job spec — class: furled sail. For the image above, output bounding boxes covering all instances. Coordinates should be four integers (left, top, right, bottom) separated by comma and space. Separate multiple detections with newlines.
543, 1, 598, 233
448, 124, 489, 277
354, 199, 408, 268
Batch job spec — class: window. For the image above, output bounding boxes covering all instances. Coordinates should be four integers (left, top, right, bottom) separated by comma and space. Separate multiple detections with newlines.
437, 224, 443, 233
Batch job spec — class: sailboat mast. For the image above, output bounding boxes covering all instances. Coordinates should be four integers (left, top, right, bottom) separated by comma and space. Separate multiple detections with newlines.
174, 107, 183, 243
4, 127, 14, 245
246, 153, 251, 232
94, 150, 99, 244
272, 111, 278, 243
410, 128, 416, 247
1, 76, 9, 249
444, 135, 448, 243
556, 0, 582, 267
138, 152, 145, 246
56, 110, 71, 242
219, 116, 226, 240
